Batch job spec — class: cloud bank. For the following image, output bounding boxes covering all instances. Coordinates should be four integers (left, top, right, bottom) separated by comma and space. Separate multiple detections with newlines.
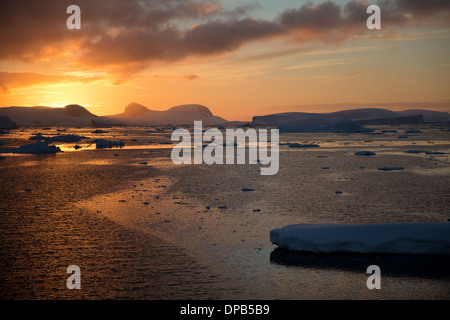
1, 0, 449, 79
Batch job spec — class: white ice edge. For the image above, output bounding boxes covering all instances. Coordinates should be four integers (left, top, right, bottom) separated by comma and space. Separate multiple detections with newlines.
270, 223, 450, 255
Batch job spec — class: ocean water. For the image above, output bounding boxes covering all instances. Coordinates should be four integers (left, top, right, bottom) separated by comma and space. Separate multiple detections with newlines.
0, 126, 449, 299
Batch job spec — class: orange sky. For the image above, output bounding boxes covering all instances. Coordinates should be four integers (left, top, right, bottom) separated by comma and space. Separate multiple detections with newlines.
1, 0, 449, 121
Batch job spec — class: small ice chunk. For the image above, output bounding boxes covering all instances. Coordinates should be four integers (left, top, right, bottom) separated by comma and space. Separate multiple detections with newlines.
378, 167, 404, 171
95, 139, 124, 148
405, 150, 424, 154
354, 151, 376, 156
405, 129, 422, 134
288, 143, 320, 148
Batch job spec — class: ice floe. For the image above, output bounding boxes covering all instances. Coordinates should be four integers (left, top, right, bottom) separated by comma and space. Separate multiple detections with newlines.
270, 223, 450, 255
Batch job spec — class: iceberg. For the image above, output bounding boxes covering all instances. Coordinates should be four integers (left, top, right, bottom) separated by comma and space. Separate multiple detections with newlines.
270, 223, 450, 255
330, 119, 373, 133
95, 139, 124, 148
0, 141, 61, 154
91, 129, 109, 133
278, 119, 373, 133
45, 134, 87, 142
0, 116, 18, 129
29, 133, 87, 142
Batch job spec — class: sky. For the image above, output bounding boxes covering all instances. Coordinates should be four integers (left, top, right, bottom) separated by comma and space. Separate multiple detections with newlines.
0, 0, 449, 121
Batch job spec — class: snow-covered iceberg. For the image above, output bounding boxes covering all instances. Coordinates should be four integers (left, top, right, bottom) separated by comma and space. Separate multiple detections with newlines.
270, 223, 450, 255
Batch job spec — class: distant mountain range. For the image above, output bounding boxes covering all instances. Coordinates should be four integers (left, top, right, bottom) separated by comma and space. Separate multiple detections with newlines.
0, 103, 228, 127
104, 102, 227, 126
0, 104, 98, 127
0, 104, 448, 128
253, 108, 449, 127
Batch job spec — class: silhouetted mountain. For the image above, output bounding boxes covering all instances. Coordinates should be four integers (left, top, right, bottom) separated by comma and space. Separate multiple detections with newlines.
0, 103, 228, 127
122, 102, 150, 117
62, 104, 96, 117
253, 108, 449, 128
106, 103, 228, 126
1, 104, 447, 128
0, 105, 100, 127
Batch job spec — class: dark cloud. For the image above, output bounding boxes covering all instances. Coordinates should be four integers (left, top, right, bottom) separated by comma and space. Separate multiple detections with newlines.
1, 0, 449, 78
181, 18, 282, 55
280, 1, 344, 30
387, 0, 450, 15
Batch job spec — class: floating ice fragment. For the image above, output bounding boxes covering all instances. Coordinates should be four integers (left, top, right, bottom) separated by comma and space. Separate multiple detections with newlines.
0, 141, 61, 154
378, 167, 404, 171
354, 151, 376, 156
405, 129, 422, 134
288, 143, 320, 148
95, 139, 124, 148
